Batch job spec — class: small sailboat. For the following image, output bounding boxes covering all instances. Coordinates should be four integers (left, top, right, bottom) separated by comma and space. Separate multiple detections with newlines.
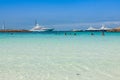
30, 20, 54, 32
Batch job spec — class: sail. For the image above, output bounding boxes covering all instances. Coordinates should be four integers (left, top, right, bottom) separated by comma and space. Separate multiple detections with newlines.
100, 24, 111, 30
2, 21, 5, 30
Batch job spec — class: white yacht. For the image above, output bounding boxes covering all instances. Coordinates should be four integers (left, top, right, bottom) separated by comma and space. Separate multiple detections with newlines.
100, 24, 111, 30
86, 26, 98, 31
30, 21, 54, 32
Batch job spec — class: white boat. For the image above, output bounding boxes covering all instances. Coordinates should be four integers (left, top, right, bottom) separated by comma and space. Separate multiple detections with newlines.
30, 21, 54, 32
100, 24, 111, 30
86, 26, 98, 31
72, 29, 82, 32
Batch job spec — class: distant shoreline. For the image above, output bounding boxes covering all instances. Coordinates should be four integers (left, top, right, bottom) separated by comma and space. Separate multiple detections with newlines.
0, 29, 120, 32
0, 30, 30, 32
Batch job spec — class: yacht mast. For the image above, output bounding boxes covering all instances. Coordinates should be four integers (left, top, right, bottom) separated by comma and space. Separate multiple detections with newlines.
35, 20, 37, 26
2, 21, 5, 30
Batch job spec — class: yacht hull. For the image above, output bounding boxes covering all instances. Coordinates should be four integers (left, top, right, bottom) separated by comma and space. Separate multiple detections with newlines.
30, 28, 54, 32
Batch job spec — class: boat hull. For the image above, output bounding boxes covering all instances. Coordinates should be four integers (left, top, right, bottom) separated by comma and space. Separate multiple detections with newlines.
30, 28, 54, 32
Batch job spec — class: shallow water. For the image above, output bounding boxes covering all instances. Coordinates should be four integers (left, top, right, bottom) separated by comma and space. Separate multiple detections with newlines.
0, 32, 120, 80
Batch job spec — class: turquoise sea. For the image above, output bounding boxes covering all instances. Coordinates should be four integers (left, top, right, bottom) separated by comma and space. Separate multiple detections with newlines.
0, 31, 120, 80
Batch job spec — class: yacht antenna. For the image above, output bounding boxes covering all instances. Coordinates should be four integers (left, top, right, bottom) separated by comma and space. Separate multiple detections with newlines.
2, 21, 5, 30
35, 20, 37, 26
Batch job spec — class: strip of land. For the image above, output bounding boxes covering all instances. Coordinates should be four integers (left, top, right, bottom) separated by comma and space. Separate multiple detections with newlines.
0, 27, 120, 32
0, 30, 30, 32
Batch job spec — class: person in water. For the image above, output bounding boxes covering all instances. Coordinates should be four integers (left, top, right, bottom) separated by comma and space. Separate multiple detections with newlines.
74, 33, 76, 35
102, 31, 105, 36
91, 32, 94, 35
65, 33, 67, 35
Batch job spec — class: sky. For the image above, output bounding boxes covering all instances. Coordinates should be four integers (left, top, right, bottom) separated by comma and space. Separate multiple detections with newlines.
0, 0, 120, 30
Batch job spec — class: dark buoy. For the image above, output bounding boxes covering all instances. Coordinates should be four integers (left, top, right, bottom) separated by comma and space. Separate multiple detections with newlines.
76, 73, 80, 75
11, 33, 14, 35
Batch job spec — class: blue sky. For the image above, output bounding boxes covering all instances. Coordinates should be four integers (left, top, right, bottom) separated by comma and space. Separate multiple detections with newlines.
0, 0, 120, 30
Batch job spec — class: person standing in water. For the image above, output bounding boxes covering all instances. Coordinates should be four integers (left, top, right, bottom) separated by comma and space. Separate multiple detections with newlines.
91, 32, 94, 36
74, 33, 76, 35
65, 33, 67, 35
102, 31, 105, 36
